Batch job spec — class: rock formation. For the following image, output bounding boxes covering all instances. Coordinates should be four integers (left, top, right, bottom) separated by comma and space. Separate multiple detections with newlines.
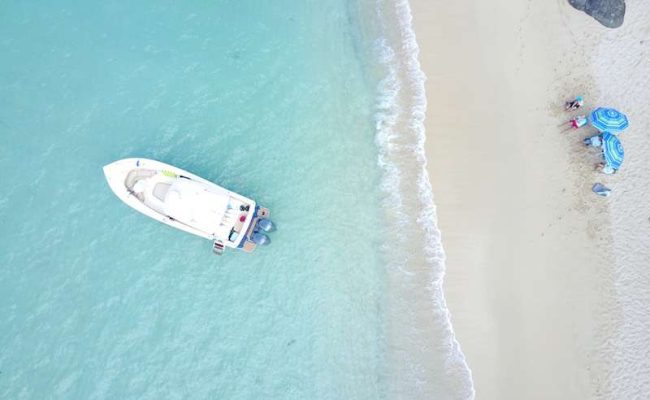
568, 0, 625, 28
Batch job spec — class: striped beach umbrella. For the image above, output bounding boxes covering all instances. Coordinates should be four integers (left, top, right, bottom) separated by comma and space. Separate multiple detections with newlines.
589, 107, 629, 134
602, 132, 624, 170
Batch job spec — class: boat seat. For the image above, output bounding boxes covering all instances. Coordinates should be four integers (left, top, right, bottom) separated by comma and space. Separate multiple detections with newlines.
153, 182, 171, 201
125, 169, 156, 190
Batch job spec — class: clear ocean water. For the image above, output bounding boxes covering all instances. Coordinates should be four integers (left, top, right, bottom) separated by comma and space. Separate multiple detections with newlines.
0, 1, 472, 399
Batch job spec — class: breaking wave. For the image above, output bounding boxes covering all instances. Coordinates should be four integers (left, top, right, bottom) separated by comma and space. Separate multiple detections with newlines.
370, 0, 475, 398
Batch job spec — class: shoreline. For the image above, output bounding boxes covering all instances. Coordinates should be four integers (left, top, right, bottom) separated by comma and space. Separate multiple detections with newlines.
410, 0, 638, 398
358, 1, 475, 397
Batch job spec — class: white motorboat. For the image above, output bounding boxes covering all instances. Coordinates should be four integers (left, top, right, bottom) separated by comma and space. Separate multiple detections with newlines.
103, 158, 274, 255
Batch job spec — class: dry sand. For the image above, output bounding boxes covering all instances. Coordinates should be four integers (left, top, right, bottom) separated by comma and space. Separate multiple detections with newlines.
411, 0, 650, 398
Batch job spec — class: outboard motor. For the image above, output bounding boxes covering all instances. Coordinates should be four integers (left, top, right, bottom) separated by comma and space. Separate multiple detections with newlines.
256, 218, 275, 232
251, 232, 270, 246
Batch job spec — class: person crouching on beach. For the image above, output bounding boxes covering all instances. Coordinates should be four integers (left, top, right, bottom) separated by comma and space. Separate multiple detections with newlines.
565, 96, 584, 111
562, 115, 588, 133
570, 115, 587, 129
596, 162, 617, 175
584, 134, 602, 147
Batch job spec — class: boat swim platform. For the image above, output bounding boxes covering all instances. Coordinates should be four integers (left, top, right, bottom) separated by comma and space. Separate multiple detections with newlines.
241, 207, 270, 253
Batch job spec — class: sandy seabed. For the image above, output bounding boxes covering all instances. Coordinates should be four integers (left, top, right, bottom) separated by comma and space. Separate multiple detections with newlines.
411, 0, 650, 398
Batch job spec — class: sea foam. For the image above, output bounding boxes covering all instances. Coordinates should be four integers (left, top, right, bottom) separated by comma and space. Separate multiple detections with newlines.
370, 0, 475, 398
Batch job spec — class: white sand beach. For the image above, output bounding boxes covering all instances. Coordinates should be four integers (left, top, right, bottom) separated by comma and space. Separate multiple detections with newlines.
411, 0, 650, 398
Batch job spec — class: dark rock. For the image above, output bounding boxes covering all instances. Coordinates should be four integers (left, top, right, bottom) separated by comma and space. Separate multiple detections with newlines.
569, 0, 588, 10
568, 0, 625, 28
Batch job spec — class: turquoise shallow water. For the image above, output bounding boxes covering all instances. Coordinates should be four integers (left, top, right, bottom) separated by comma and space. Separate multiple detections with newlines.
0, 1, 386, 398
0, 1, 474, 399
